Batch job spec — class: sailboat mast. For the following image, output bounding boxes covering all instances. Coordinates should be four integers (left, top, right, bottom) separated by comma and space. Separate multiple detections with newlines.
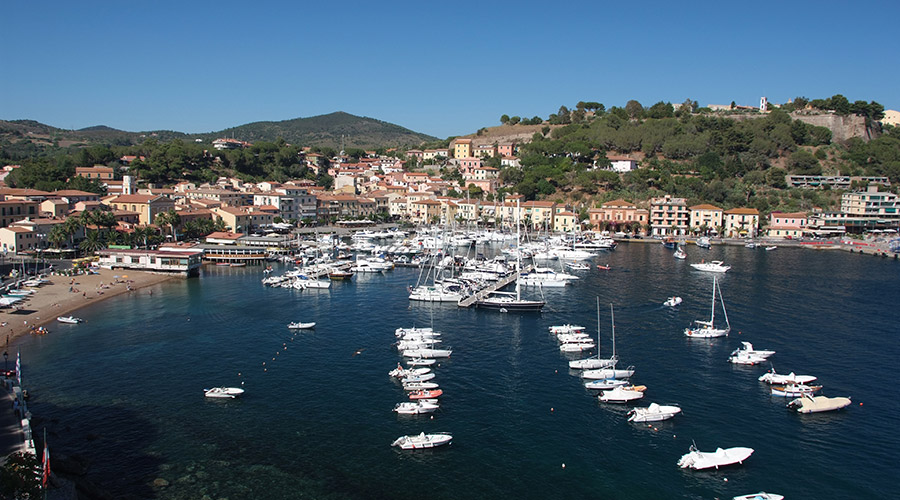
718, 279, 730, 328
596, 296, 601, 349
516, 199, 521, 301
710, 276, 717, 326
610, 303, 616, 359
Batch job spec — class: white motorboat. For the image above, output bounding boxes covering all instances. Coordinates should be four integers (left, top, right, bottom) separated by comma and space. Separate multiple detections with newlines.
287, 322, 316, 329
405, 358, 436, 367
677, 444, 754, 470
556, 332, 591, 343
402, 381, 440, 391
391, 432, 452, 450
402, 348, 452, 359
395, 327, 438, 338
582, 366, 635, 380
389, 365, 431, 378
565, 261, 591, 270
674, 246, 687, 260
599, 386, 644, 403
204, 387, 245, 399
731, 342, 775, 359
690, 260, 731, 273
549, 324, 586, 334
584, 378, 629, 390
787, 394, 852, 413
728, 350, 768, 365
57, 316, 84, 324
733, 492, 784, 500
401, 372, 436, 384
758, 369, 817, 385
696, 237, 711, 249
559, 342, 595, 353
771, 384, 822, 397
745, 242, 757, 249
663, 296, 682, 307
393, 401, 439, 415
765, 246, 778, 251
684, 276, 730, 338
627, 403, 682, 422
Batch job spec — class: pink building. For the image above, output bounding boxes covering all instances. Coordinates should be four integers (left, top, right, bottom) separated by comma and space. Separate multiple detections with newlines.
766, 212, 807, 239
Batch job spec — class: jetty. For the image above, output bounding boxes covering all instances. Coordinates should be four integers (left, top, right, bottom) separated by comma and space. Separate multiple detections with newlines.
458, 265, 531, 308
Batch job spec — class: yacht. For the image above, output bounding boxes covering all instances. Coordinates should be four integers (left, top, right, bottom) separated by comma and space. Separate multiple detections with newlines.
690, 260, 731, 273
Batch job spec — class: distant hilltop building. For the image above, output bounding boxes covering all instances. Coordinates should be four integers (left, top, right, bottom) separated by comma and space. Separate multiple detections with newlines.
212, 138, 252, 150
707, 98, 766, 113
882, 109, 900, 127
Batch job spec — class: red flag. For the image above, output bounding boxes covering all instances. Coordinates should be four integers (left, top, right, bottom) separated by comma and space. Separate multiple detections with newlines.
42, 440, 50, 488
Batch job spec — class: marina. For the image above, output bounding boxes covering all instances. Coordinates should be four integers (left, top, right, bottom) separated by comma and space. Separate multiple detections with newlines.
12, 241, 900, 499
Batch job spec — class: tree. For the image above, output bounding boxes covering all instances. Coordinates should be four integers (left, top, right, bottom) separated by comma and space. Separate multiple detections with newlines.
508, 116, 521, 125
500, 114, 510, 125
79, 230, 105, 254
0, 452, 42, 499
625, 100, 644, 120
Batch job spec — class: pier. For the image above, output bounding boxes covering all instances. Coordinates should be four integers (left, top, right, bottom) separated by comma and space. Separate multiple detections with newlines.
457, 265, 531, 308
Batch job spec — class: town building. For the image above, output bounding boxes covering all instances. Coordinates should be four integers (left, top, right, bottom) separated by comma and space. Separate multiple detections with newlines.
102, 194, 175, 225
450, 138, 472, 159
723, 208, 760, 238
785, 175, 890, 189
649, 195, 689, 236
588, 199, 648, 233
689, 204, 723, 235
766, 212, 808, 239
97, 249, 202, 277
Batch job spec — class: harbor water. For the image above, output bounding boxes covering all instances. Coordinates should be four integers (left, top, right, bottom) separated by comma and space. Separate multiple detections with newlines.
16, 243, 900, 499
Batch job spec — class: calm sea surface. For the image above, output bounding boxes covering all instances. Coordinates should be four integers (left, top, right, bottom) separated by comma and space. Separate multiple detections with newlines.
16, 243, 900, 499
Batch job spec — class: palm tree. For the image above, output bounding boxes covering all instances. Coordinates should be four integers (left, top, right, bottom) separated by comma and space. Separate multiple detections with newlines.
47, 225, 67, 249
78, 230, 104, 255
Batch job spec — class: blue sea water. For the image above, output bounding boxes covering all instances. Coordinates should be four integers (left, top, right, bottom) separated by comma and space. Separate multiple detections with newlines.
15, 243, 900, 499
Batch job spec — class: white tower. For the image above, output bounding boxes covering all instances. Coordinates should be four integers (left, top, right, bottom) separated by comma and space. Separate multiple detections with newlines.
760, 97, 768, 113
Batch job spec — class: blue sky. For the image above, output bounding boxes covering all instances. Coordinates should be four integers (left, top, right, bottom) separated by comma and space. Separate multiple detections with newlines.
4, 0, 898, 140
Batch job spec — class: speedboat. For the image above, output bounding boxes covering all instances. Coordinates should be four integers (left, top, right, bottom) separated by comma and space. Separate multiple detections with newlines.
582, 366, 635, 380
771, 384, 822, 397
627, 403, 682, 422
391, 432, 452, 449
400, 372, 436, 384
758, 369, 817, 385
287, 322, 316, 329
388, 365, 430, 378
599, 386, 645, 403
674, 246, 687, 260
408, 389, 443, 400
690, 260, 731, 273
677, 444, 754, 470
696, 237, 711, 249
57, 316, 84, 324
204, 387, 245, 399
663, 296, 682, 307
402, 381, 440, 391
733, 493, 784, 500
584, 378, 629, 390
549, 324, 586, 334
405, 358, 436, 367
787, 394, 852, 413
393, 401, 439, 415
728, 350, 769, 365
765, 246, 778, 251
731, 342, 775, 359
565, 261, 590, 270
402, 348, 452, 359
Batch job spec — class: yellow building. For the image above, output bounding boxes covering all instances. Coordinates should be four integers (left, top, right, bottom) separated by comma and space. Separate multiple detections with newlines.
724, 208, 760, 238
451, 138, 472, 159
408, 199, 442, 224
102, 194, 174, 225
689, 204, 724, 234
553, 211, 577, 233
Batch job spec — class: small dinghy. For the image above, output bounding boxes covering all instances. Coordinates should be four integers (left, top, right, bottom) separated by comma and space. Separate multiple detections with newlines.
287, 322, 316, 329
663, 296, 682, 307
677, 443, 754, 470
391, 432, 452, 450
204, 387, 245, 399
599, 386, 645, 403
405, 358, 436, 367
57, 316, 84, 324
733, 493, 783, 500
627, 402, 682, 422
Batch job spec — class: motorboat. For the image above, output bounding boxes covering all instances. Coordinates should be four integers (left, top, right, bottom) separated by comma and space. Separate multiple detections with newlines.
391, 432, 452, 450
388, 365, 431, 378
731, 342, 775, 359
662, 237, 677, 249
287, 322, 316, 329
408, 389, 443, 400
745, 242, 758, 249
584, 378, 629, 390
402, 348, 452, 359
549, 324, 586, 334
57, 316, 84, 324
690, 260, 731, 273
405, 358, 436, 367
728, 350, 768, 365
627, 403, 682, 422
401, 372, 436, 384
565, 261, 591, 270
204, 387, 245, 399
787, 394, 852, 413
677, 444, 754, 470
674, 246, 687, 260
758, 369, 817, 385
559, 342, 595, 353
402, 381, 440, 391
733, 493, 784, 500
599, 386, 644, 403
684, 276, 730, 338
328, 269, 354, 280
556, 332, 591, 343
393, 401, 439, 415
765, 246, 778, 251
596, 264, 611, 270
771, 384, 823, 397
582, 366, 635, 380
663, 296, 682, 307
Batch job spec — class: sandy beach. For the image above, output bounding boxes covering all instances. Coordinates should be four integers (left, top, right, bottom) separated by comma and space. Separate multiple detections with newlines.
2, 269, 175, 347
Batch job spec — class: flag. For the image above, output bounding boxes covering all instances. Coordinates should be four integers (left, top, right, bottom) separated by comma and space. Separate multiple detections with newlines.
15, 350, 21, 386
42, 438, 50, 488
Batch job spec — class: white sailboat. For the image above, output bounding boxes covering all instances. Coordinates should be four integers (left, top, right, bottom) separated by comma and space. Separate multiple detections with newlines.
582, 304, 634, 379
569, 299, 617, 370
477, 200, 544, 311
684, 276, 730, 338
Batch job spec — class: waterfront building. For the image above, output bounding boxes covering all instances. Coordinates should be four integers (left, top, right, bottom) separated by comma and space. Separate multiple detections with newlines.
766, 212, 808, 239
723, 208, 760, 238
102, 194, 175, 226
553, 211, 577, 233
841, 185, 900, 219
650, 195, 689, 236
97, 248, 202, 277
689, 204, 724, 235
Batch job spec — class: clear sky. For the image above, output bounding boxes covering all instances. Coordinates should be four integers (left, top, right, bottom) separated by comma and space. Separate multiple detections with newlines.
4, 0, 898, 140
